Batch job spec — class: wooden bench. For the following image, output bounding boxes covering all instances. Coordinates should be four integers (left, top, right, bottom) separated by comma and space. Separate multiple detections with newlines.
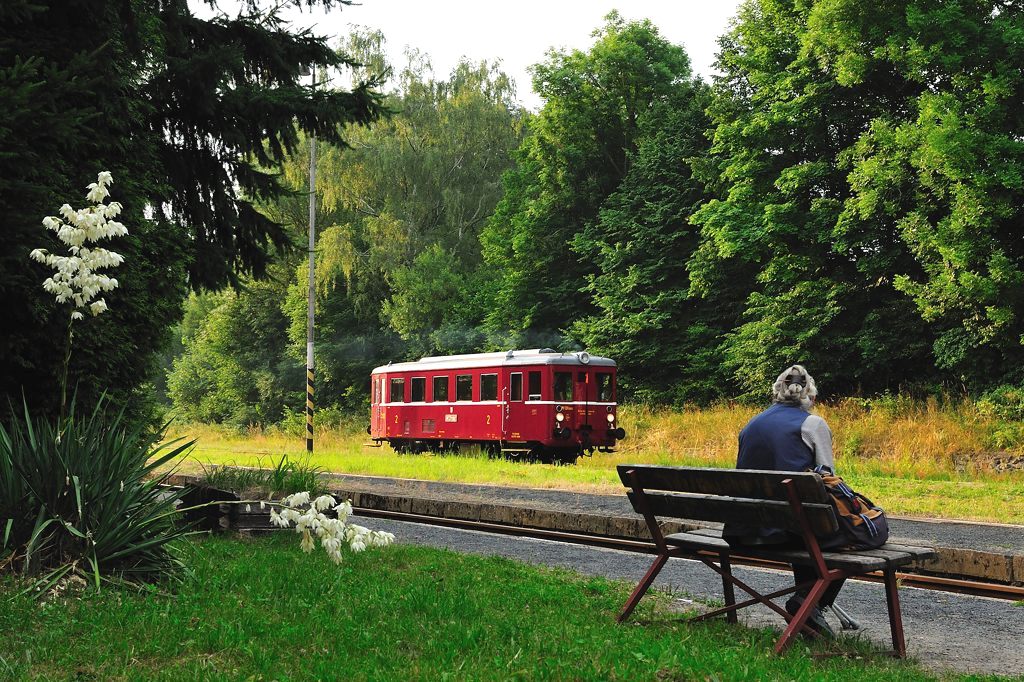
617, 464, 937, 656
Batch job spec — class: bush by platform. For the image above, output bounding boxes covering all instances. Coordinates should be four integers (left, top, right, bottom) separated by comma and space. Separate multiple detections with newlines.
0, 399, 193, 593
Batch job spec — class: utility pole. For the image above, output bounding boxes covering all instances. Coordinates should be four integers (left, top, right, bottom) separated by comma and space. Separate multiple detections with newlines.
304, 65, 317, 454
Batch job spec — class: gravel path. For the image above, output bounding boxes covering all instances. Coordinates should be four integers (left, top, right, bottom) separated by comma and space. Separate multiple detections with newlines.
354, 514, 1024, 677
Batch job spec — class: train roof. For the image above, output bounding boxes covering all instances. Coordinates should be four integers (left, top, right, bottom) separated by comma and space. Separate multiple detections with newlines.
371, 349, 616, 374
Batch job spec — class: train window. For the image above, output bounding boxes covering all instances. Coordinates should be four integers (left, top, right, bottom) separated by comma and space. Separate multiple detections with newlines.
456, 374, 473, 401
527, 371, 541, 400
422, 419, 436, 434
411, 377, 426, 402
597, 373, 614, 401
554, 372, 573, 401
433, 375, 449, 402
480, 374, 497, 401
389, 377, 405, 403
510, 373, 523, 401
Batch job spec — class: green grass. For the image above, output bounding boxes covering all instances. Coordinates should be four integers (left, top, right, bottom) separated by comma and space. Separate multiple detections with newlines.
0, 535, 954, 681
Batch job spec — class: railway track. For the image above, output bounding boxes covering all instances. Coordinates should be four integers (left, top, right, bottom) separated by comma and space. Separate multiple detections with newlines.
351, 505, 1024, 602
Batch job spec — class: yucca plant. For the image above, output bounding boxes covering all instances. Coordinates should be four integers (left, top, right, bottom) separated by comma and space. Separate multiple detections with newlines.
0, 398, 195, 594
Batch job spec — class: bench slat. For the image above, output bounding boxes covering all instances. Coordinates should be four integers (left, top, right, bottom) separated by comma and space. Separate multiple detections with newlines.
663, 532, 889, 570
618, 465, 829, 503
628, 491, 838, 536
850, 546, 937, 564
880, 543, 938, 558
680, 529, 935, 568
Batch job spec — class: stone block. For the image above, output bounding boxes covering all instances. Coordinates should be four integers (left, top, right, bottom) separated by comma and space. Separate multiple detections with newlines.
444, 501, 478, 522
411, 497, 447, 518
507, 506, 528, 527
1012, 553, 1024, 586
478, 503, 516, 525
574, 513, 611, 536
927, 547, 1013, 582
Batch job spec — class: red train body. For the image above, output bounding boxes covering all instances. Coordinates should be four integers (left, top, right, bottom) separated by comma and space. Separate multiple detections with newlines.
370, 349, 625, 463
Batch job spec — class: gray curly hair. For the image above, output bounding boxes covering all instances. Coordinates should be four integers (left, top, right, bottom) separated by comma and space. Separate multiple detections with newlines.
772, 364, 817, 410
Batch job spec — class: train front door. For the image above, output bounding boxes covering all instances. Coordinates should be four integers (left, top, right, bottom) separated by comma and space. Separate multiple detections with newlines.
574, 369, 595, 444
502, 369, 533, 445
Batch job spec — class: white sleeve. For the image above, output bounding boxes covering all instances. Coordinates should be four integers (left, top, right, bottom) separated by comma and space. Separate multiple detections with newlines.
801, 415, 834, 472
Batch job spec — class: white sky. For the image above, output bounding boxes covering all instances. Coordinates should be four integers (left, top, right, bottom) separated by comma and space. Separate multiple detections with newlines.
200, 1, 742, 110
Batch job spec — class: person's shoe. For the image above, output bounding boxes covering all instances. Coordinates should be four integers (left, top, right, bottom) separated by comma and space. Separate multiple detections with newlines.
785, 595, 836, 639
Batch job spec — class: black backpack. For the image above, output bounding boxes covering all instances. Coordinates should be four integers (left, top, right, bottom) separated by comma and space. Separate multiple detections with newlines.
812, 465, 890, 550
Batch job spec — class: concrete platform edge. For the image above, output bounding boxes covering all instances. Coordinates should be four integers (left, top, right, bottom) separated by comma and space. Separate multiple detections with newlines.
166, 473, 1022, 585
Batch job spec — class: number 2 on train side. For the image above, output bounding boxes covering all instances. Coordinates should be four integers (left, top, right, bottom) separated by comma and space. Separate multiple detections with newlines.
486, 414, 491, 425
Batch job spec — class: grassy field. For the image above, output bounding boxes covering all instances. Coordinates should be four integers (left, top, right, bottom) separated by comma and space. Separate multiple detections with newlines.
0, 534, 952, 681
168, 400, 1024, 525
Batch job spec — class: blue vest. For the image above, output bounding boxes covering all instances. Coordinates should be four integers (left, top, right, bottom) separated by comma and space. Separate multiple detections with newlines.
725, 403, 814, 544
736, 403, 814, 473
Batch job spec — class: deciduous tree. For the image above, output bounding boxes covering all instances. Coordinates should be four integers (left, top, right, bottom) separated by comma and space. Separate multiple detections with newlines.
480, 12, 694, 348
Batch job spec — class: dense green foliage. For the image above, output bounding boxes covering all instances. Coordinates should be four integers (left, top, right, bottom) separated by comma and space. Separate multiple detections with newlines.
168, 36, 524, 423
571, 87, 724, 403
166, 5, 1024, 422
6, 1, 1023, 422
0, 399, 193, 591
0, 0, 383, 420
0, 535, 939, 680
691, 0, 938, 396
481, 13, 696, 347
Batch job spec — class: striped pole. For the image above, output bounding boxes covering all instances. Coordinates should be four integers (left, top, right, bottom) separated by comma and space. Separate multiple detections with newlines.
306, 363, 314, 452
305, 67, 317, 454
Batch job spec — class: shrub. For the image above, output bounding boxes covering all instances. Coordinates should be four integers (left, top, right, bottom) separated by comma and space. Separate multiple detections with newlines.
199, 455, 324, 496
0, 399, 194, 594
977, 385, 1024, 422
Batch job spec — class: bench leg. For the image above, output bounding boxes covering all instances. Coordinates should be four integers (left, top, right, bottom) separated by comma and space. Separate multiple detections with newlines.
883, 569, 906, 658
774, 578, 829, 655
618, 552, 668, 623
720, 553, 737, 624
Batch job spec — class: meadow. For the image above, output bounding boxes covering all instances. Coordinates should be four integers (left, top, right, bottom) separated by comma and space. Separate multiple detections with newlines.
0, 534, 950, 681
169, 399, 1024, 525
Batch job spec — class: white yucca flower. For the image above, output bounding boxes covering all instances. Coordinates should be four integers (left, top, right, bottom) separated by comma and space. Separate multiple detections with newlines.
313, 494, 336, 512
271, 491, 395, 563
31, 171, 127, 323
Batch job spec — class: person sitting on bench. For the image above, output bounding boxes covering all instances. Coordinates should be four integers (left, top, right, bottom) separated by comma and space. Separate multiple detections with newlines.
722, 364, 843, 637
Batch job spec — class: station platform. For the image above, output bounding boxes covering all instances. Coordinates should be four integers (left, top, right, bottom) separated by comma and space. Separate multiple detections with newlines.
315, 472, 1024, 585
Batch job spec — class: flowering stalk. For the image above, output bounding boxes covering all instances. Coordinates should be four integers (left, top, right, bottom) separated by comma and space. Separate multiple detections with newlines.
269, 492, 395, 563
30, 171, 127, 424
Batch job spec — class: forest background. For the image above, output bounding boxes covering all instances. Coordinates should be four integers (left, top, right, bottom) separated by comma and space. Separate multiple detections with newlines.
5, 0, 1024, 436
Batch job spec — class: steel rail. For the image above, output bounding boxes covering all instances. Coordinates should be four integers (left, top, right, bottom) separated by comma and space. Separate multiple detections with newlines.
352, 506, 1024, 602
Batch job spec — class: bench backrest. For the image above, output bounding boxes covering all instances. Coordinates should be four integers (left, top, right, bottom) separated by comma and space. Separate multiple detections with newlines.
618, 464, 838, 536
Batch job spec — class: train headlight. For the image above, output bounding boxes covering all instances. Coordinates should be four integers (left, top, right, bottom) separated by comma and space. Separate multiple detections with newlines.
555, 412, 565, 423
606, 413, 615, 423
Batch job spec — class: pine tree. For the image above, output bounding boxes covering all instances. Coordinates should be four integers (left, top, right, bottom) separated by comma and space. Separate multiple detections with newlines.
1, 0, 384, 417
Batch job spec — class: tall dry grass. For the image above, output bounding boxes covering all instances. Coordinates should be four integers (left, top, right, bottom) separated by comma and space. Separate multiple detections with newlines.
610, 397, 1011, 480
166, 399, 1024, 522
170, 397, 1021, 482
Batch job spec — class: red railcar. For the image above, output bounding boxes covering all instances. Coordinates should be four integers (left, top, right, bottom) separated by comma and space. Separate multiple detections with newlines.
369, 349, 625, 463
